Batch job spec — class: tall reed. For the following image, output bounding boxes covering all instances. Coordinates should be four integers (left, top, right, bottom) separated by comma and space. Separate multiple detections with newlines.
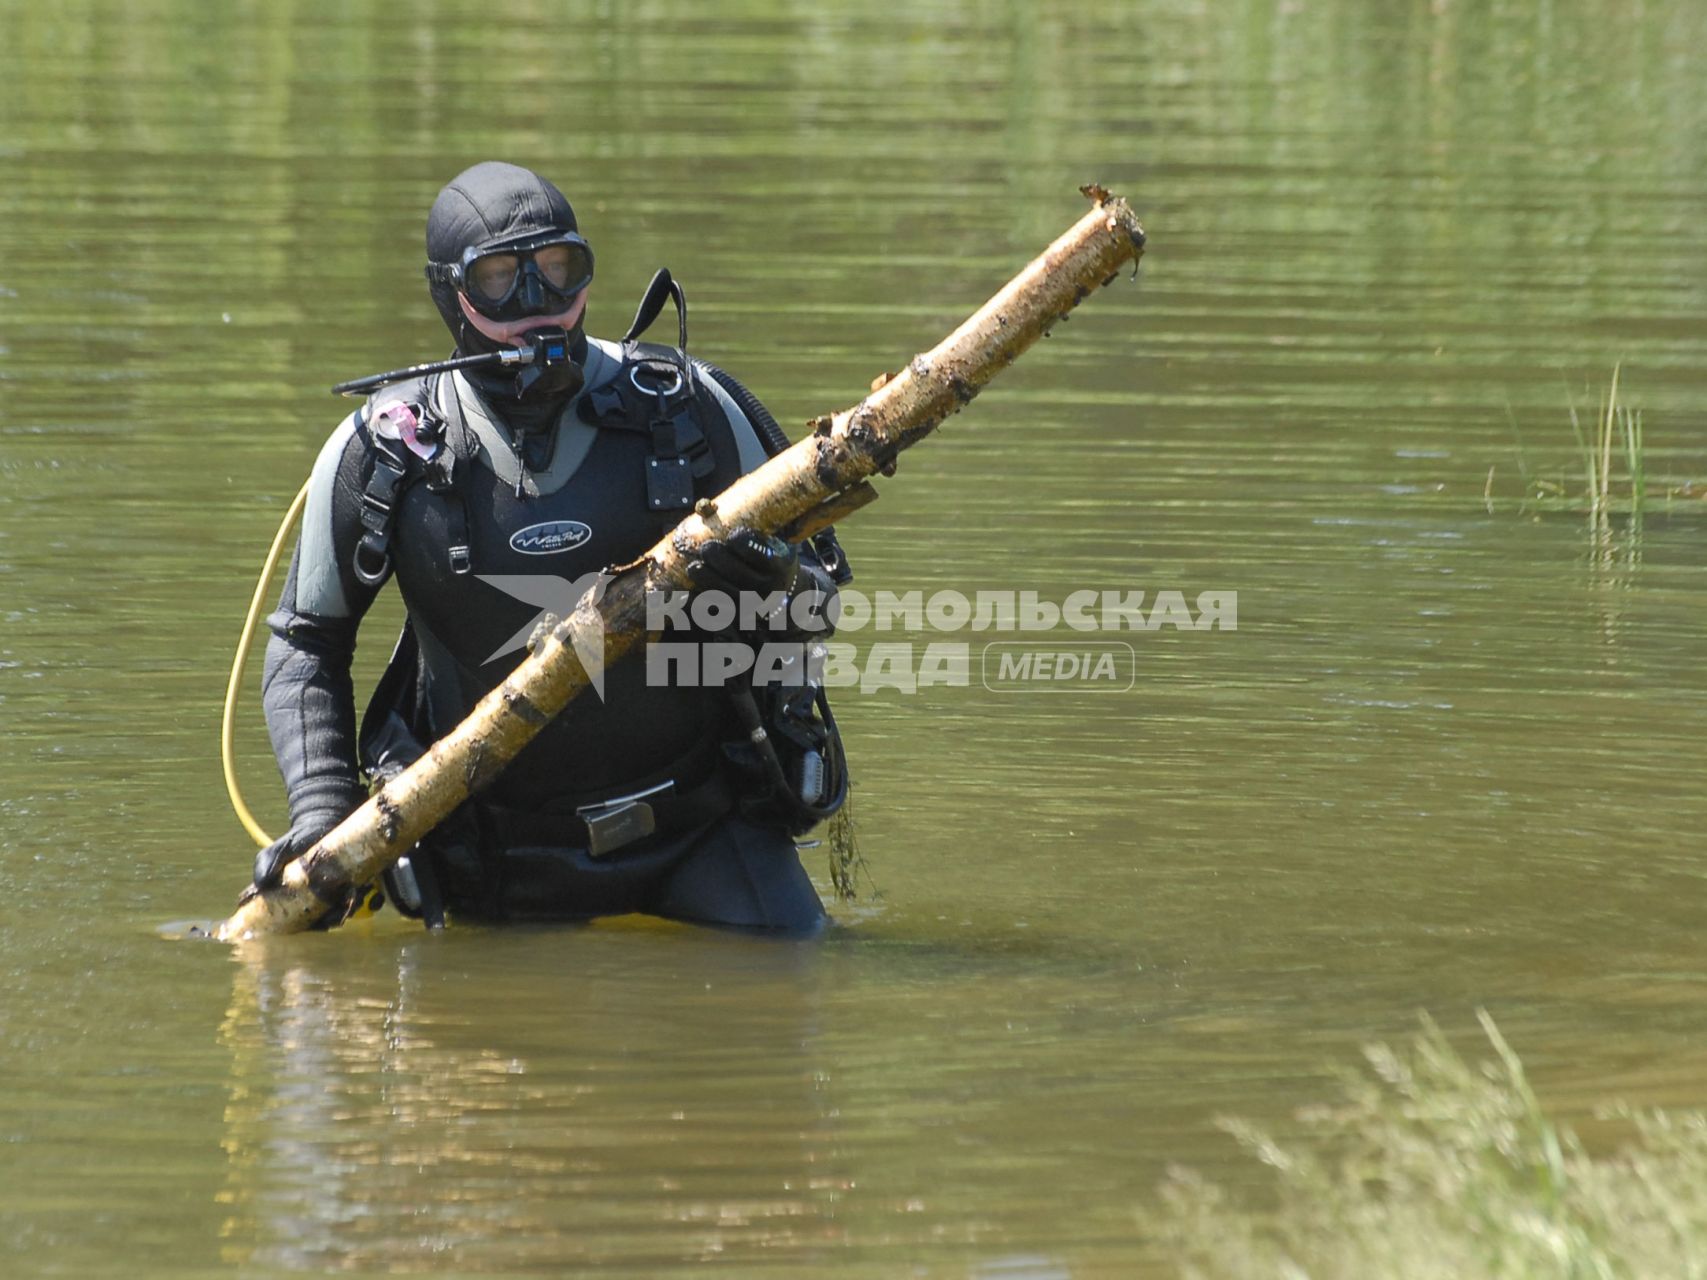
1566, 362, 1645, 526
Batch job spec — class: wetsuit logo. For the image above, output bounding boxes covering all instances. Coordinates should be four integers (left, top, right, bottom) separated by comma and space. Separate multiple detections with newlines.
509, 520, 593, 555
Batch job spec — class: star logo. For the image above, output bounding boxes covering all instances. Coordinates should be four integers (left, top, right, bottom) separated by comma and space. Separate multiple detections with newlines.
477, 571, 612, 700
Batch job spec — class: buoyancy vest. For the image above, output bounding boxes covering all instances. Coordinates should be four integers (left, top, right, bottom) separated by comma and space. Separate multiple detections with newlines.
354, 339, 752, 811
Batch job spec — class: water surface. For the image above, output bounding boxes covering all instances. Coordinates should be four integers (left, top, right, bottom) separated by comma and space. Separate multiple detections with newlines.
2, 1, 1705, 1275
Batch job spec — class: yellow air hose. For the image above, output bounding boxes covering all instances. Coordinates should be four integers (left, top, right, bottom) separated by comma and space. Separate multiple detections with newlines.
222, 482, 309, 848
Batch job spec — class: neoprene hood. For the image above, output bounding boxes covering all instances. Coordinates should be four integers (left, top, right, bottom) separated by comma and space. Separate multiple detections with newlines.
425, 161, 588, 412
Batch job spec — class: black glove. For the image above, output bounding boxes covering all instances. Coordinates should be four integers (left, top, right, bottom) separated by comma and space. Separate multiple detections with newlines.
687, 527, 799, 599
248, 808, 347, 895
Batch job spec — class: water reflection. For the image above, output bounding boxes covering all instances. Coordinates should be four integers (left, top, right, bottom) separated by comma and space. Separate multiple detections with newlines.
1587, 516, 1643, 664
217, 929, 850, 1272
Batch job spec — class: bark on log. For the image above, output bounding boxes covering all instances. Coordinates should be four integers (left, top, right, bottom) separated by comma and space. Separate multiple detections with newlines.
216, 187, 1145, 940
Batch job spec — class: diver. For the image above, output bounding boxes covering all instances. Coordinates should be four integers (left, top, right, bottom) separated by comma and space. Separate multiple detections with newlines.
249, 160, 849, 933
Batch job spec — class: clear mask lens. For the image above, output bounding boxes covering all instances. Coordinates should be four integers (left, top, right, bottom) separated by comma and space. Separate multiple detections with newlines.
465, 239, 593, 308
468, 253, 521, 303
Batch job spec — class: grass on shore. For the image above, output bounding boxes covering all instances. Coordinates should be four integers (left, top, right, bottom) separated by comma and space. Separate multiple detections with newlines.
1152, 1012, 1707, 1280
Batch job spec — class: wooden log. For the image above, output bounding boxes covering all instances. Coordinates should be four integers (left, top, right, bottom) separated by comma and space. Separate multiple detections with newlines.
216, 187, 1145, 940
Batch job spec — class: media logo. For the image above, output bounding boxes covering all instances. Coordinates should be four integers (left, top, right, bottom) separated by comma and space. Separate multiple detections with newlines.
980, 642, 1135, 693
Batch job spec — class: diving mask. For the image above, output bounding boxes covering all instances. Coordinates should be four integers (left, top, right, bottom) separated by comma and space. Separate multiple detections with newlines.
425, 231, 594, 322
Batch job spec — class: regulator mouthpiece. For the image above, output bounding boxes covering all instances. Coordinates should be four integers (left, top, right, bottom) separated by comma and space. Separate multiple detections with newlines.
506, 326, 581, 399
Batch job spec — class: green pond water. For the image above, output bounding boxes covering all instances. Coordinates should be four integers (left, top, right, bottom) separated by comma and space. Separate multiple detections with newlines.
2, 1, 1705, 1275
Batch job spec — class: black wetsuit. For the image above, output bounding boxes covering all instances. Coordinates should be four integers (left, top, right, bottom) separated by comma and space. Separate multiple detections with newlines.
263, 336, 833, 931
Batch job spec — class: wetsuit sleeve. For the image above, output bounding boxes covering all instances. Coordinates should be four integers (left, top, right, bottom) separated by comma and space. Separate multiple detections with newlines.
261, 416, 386, 822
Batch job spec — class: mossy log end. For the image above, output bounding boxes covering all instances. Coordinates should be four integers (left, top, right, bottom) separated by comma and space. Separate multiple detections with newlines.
217, 189, 1145, 940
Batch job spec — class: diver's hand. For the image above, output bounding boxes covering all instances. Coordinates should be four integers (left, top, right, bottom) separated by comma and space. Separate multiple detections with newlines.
688, 527, 798, 599
246, 809, 347, 897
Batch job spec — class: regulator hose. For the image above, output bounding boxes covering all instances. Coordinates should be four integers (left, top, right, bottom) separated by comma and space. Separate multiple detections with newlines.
693, 359, 795, 458
221, 483, 308, 848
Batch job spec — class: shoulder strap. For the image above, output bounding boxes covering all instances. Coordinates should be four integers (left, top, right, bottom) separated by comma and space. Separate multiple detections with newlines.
351, 403, 415, 587
351, 375, 472, 584
578, 341, 723, 531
